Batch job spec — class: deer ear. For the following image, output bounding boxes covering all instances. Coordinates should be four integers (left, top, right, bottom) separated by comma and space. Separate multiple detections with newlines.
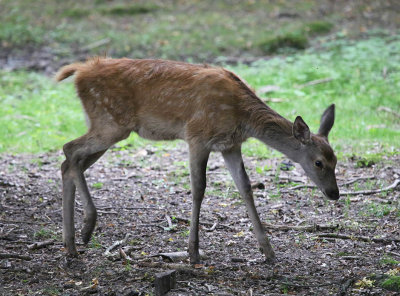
318, 104, 335, 138
293, 116, 311, 144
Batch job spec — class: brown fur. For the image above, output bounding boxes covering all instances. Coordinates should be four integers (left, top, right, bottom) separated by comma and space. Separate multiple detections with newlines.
56, 58, 273, 150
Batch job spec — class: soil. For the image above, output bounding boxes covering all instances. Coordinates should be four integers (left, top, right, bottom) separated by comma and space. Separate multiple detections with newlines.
1, 143, 399, 295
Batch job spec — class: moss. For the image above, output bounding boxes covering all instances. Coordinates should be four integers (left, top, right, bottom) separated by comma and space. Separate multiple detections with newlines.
303, 21, 333, 35
381, 276, 400, 292
259, 31, 308, 54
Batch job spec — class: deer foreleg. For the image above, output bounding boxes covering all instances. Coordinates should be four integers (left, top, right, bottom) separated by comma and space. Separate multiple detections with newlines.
222, 146, 276, 263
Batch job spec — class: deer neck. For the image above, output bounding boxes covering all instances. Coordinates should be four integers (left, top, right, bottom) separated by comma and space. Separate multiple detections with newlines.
247, 106, 302, 162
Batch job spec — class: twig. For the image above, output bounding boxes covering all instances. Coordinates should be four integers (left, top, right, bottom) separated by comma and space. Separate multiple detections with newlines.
283, 184, 316, 191
387, 251, 400, 258
119, 248, 134, 263
284, 179, 399, 196
263, 223, 339, 232
103, 233, 131, 257
0, 253, 32, 260
0, 219, 44, 225
316, 233, 400, 243
340, 179, 400, 196
204, 222, 218, 232
296, 77, 333, 88
152, 251, 205, 263
27, 239, 55, 250
165, 215, 173, 229
174, 216, 234, 231
81, 38, 111, 51
340, 176, 375, 186
378, 106, 400, 118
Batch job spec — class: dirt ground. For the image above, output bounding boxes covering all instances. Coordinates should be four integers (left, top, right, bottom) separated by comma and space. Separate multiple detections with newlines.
0, 143, 399, 295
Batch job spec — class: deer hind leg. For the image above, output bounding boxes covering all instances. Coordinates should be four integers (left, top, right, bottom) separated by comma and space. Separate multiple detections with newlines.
61, 127, 129, 256
187, 143, 210, 264
222, 146, 276, 264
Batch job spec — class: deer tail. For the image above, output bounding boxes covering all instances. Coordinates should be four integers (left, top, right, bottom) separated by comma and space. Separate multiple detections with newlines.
55, 63, 85, 82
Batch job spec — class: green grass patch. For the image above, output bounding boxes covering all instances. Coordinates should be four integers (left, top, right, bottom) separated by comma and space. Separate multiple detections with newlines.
1, 36, 399, 156
259, 31, 308, 54
236, 36, 400, 157
381, 276, 400, 292
304, 21, 334, 35
380, 255, 400, 266
0, 9, 45, 47
258, 20, 333, 54
370, 273, 400, 292
0, 0, 333, 58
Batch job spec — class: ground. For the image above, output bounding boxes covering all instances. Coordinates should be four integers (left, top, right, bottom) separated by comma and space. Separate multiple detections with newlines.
1, 1, 399, 295
1, 143, 399, 295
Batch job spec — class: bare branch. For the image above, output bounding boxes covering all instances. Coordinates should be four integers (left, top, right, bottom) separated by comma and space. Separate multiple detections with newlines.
0, 253, 32, 260
316, 233, 400, 243
263, 223, 340, 232
103, 233, 131, 257
27, 239, 55, 250
340, 179, 400, 196
296, 77, 333, 88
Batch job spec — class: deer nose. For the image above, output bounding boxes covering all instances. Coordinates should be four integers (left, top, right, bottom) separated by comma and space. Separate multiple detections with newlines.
325, 188, 340, 200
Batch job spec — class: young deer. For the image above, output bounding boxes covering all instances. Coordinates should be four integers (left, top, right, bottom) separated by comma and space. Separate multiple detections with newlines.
56, 58, 339, 264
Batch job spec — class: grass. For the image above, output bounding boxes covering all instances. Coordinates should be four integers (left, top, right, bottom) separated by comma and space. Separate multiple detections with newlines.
0, 0, 333, 59
0, 36, 399, 157
238, 36, 400, 157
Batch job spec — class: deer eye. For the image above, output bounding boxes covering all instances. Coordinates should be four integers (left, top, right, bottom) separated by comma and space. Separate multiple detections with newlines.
315, 160, 323, 168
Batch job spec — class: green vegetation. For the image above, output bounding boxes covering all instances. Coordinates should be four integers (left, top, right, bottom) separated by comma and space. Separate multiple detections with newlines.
92, 182, 104, 189
370, 273, 400, 292
258, 21, 333, 54
1, 36, 399, 157
381, 276, 400, 292
239, 36, 400, 157
380, 255, 400, 266
33, 228, 57, 240
90, 234, 103, 249
0, 0, 334, 59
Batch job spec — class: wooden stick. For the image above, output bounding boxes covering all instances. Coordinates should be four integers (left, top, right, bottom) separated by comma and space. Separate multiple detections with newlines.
296, 77, 333, 88
316, 233, 400, 243
340, 175, 375, 186
82, 38, 111, 51
27, 239, 55, 250
284, 179, 399, 196
340, 179, 400, 196
263, 223, 339, 232
103, 233, 131, 257
0, 253, 32, 260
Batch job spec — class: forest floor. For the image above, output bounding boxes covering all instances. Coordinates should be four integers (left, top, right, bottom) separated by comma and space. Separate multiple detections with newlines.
1, 143, 399, 295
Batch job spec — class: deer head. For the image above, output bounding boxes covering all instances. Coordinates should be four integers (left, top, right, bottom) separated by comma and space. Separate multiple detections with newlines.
293, 104, 339, 200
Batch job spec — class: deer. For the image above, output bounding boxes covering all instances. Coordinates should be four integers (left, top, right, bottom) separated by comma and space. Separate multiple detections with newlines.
55, 57, 339, 264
